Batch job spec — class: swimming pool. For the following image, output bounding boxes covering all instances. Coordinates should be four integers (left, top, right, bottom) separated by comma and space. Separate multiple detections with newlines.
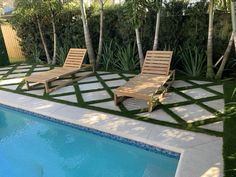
0, 105, 179, 177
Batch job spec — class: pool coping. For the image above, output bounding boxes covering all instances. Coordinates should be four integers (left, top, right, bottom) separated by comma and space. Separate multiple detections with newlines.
0, 90, 223, 177
0, 103, 180, 160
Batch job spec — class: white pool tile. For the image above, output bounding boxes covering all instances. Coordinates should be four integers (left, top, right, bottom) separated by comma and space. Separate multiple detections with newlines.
34, 67, 50, 71
97, 71, 111, 74
138, 109, 177, 123
17, 65, 32, 69
105, 79, 127, 87
200, 121, 223, 132
176, 140, 223, 177
181, 88, 216, 99
0, 70, 8, 75
50, 85, 75, 95
123, 98, 147, 111
160, 92, 188, 104
170, 104, 215, 123
24, 89, 45, 96
7, 73, 26, 78
79, 82, 103, 91
172, 80, 193, 88
78, 76, 98, 83
82, 90, 110, 102
1, 84, 18, 90
190, 80, 212, 85
203, 99, 225, 113
208, 85, 224, 94
13, 68, 29, 73
91, 101, 120, 111
123, 73, 136, 77
148, 125, 219, 149
0, 67, 12, 71
0, 78, 24, 85
53, 94, 78, 103
100, 74, 121, 80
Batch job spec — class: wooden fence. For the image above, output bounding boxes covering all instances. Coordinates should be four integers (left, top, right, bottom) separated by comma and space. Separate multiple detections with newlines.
1, 24, 25, 63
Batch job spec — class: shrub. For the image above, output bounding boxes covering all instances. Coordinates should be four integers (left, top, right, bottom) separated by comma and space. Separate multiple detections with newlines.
178, 46, 207, 77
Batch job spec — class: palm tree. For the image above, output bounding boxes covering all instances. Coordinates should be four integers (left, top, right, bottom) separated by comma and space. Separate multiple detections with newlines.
215, 32, 234, 79
206, 0, 215, 79
152, 1, 162, 50
96, 0, 104, 69
125, 0, 146, 68
135, 28, 144, 67
80, 0, 96, 65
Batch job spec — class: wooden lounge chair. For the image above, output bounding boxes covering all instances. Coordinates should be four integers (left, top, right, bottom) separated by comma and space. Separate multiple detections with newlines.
114, 50, 175, 112
25, 48, 93, 93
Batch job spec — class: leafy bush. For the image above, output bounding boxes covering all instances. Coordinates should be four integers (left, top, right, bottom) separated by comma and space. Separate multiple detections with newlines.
100, 41, 115, 71
10, 0, 235, 76
178, 46, 207, 77
114, 43, 139, 71
100, 41, 139, 72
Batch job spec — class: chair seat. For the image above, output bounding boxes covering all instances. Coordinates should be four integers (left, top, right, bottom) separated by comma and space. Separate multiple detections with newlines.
25, 68, 79, 83
115, 74, 169, 100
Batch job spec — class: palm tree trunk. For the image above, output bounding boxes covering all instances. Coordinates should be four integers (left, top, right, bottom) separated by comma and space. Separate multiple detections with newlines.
51, 18, 57, 64
215, 32, 234, 79
36, 16, 51, 64
96, 0, 104, 69
80, 0, 96, 65
231, 1, 236, 52
153, 9, 161, 50
135, 28, 144, 68
206, 0, 215, 79
47, 0, 57, 65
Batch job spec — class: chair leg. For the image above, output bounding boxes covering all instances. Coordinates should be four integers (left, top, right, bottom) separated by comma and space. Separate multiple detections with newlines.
45, 82, 50, 94
148, 98, 154, 112
26, 81, 30, 90
114, 94, 118, 105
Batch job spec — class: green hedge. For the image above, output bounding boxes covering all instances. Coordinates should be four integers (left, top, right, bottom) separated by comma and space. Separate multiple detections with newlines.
10, 2, 233, 72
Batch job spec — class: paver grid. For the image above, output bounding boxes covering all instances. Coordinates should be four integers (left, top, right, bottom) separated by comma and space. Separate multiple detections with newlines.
0, 63, 225, 135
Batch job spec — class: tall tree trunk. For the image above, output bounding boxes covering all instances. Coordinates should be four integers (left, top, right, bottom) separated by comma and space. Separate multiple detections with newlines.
36, 16, 51, 64
153, 8, 161, 50
51, 18, 57, 64
80, 0, 96, 65
96, 0, 104, 69
215, 32, 234, 79
47, 0, 57, 65
231, 1, 236, 52
135, 28, 144, 68
206, 0, 215, 79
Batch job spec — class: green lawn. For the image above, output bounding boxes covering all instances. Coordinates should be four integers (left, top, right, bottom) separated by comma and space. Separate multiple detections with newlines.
223, 82, 236, 177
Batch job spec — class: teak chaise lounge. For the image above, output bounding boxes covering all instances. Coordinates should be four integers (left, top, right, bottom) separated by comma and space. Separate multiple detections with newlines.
114, 50, 175, 112
25, 48, 93, 93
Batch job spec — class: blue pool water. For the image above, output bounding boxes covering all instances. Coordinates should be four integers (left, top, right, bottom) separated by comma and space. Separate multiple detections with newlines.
0, 105, 179, 177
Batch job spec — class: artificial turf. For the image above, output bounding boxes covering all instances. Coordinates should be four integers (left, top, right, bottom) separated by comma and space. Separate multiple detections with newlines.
223, 82, 236, 177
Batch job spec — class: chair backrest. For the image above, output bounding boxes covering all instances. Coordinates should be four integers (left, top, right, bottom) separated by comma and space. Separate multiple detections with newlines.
63, 48, 87, 68
141, 50, 173, 76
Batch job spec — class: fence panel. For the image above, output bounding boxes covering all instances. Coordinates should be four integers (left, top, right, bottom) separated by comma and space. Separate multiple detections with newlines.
1, 24, 25, 63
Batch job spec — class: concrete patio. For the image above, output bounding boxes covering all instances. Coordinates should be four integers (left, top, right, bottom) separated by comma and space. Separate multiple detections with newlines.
0, 63, 224, 134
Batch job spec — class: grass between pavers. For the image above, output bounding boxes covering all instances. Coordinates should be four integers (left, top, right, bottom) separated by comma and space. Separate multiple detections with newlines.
223, 82, 236, 177
0, 63, 226, 137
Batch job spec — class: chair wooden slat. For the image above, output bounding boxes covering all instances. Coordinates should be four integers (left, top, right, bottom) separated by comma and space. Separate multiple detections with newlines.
25, 48, 94, 93
114, 50, 175, 112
